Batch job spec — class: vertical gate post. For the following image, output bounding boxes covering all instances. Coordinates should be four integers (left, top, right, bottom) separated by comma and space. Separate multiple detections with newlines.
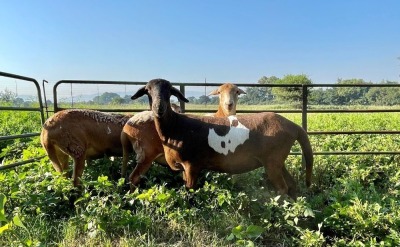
301, 84, 308, 131
301, 84, 309, 169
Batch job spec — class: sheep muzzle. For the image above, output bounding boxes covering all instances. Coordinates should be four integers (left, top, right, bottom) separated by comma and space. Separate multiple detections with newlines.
152, 100, 167, 117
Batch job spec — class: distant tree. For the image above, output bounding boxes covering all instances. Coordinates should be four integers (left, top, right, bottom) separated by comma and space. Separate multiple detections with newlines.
92, 92, 122, 104
207, 96, 219, 104
187, 96, 197, 104
135, 95, 150, 105
13, 97, 25, 106
0, 89, 16, 103
123, 95, 132, 104
111, 97, 125, 105
198, 95, 211, 104
309, 88, 326, 105
240, 76, 277, 104
365, 81, 400, 105
335, 78, 371, 105
272, 74, 312, 103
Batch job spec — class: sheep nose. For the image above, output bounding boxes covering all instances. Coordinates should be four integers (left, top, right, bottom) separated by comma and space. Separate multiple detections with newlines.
153, 104, 166, 117
226, 102, 233, 110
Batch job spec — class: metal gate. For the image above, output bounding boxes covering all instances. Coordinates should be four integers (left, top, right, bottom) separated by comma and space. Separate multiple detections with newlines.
1, 72, 399, 172
0, 71, 46, 170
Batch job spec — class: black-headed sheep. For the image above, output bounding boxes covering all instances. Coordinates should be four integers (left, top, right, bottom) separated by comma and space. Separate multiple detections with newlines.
130, 79, 313, 198
121, 83, 246, 189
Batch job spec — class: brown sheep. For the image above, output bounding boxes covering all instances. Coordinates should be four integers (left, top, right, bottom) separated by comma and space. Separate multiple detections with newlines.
40, 109, 131, 186
121, 83, 246, 189
130, 79, 313, 199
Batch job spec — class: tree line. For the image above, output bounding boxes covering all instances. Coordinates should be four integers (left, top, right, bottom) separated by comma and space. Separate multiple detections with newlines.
87, 75, 400, 106
239, 75, 400, 106
1, 74, 399, 106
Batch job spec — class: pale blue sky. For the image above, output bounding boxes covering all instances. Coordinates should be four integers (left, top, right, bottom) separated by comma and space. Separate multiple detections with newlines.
1, 0, 399, 92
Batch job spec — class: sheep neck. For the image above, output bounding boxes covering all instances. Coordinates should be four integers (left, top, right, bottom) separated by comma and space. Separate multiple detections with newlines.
153, 109, 182, 148
215, 105, 235, 117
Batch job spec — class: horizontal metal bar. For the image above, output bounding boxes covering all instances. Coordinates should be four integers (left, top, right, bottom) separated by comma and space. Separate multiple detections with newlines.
0, 106, 43, 111
54, 80, 147, 87
0, 133, 40, 141
49, 107, 400, 115
306, 83, 400, 88
290, 151, 400, 155
54, 80, 400, 88
0, 71, 37, 82
55, 107, 148, 113
185, 109, 303, 114
307, 109, 400, 113
308, 130, 400, 135
0, 156, 45, 171
0, 71, 46, 124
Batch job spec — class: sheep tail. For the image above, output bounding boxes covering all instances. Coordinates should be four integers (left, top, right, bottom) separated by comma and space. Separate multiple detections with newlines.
297, 127, 313, 187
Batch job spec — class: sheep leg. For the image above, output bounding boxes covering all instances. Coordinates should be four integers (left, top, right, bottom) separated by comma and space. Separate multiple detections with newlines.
121, 133, 131, 178
45, 143, 69, 175
282, 166, 297, 199
72, 156, 86, 187
121, 148, 130, 179
183, 164, 200, 189
128, 159, 154, 191
266, 162, 289, 197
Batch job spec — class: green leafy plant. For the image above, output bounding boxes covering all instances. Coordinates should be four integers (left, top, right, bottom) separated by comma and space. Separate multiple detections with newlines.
0, 193, 40, 246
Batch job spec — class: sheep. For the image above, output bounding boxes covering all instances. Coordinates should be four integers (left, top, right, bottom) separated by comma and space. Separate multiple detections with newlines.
120, 105, 181, 186
121, 83, 245, 189
40, 109, 132, 186
130, 79, 313, 198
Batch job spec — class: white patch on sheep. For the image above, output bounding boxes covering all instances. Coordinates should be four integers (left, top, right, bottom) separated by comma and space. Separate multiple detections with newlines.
107, 126, 112, 134
208, 116, 249, 155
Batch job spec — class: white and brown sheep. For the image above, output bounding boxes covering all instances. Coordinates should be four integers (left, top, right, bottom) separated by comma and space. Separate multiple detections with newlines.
130, 79, 313, 198
121, 83, 245, 189
40, 109, 132, 186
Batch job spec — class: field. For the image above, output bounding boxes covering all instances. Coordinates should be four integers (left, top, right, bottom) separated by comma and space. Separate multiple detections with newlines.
0, 107, 399, 246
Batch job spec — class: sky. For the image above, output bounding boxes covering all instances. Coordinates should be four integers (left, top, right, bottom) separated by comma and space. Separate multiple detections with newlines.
1, 0, 400, 97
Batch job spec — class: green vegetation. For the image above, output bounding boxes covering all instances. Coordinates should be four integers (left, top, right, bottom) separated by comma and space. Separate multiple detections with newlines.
0, 107, 399, 246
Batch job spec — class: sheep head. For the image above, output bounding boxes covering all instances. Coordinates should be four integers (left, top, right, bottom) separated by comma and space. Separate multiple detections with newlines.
208, 83, 246, 116
131, 79, 188, 117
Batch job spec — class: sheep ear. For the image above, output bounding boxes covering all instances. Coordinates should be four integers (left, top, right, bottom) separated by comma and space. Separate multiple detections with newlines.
171, 87, 189, 103
208, 89, 220, 96
131, 86, 147, 100
238, 88, 246, 95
